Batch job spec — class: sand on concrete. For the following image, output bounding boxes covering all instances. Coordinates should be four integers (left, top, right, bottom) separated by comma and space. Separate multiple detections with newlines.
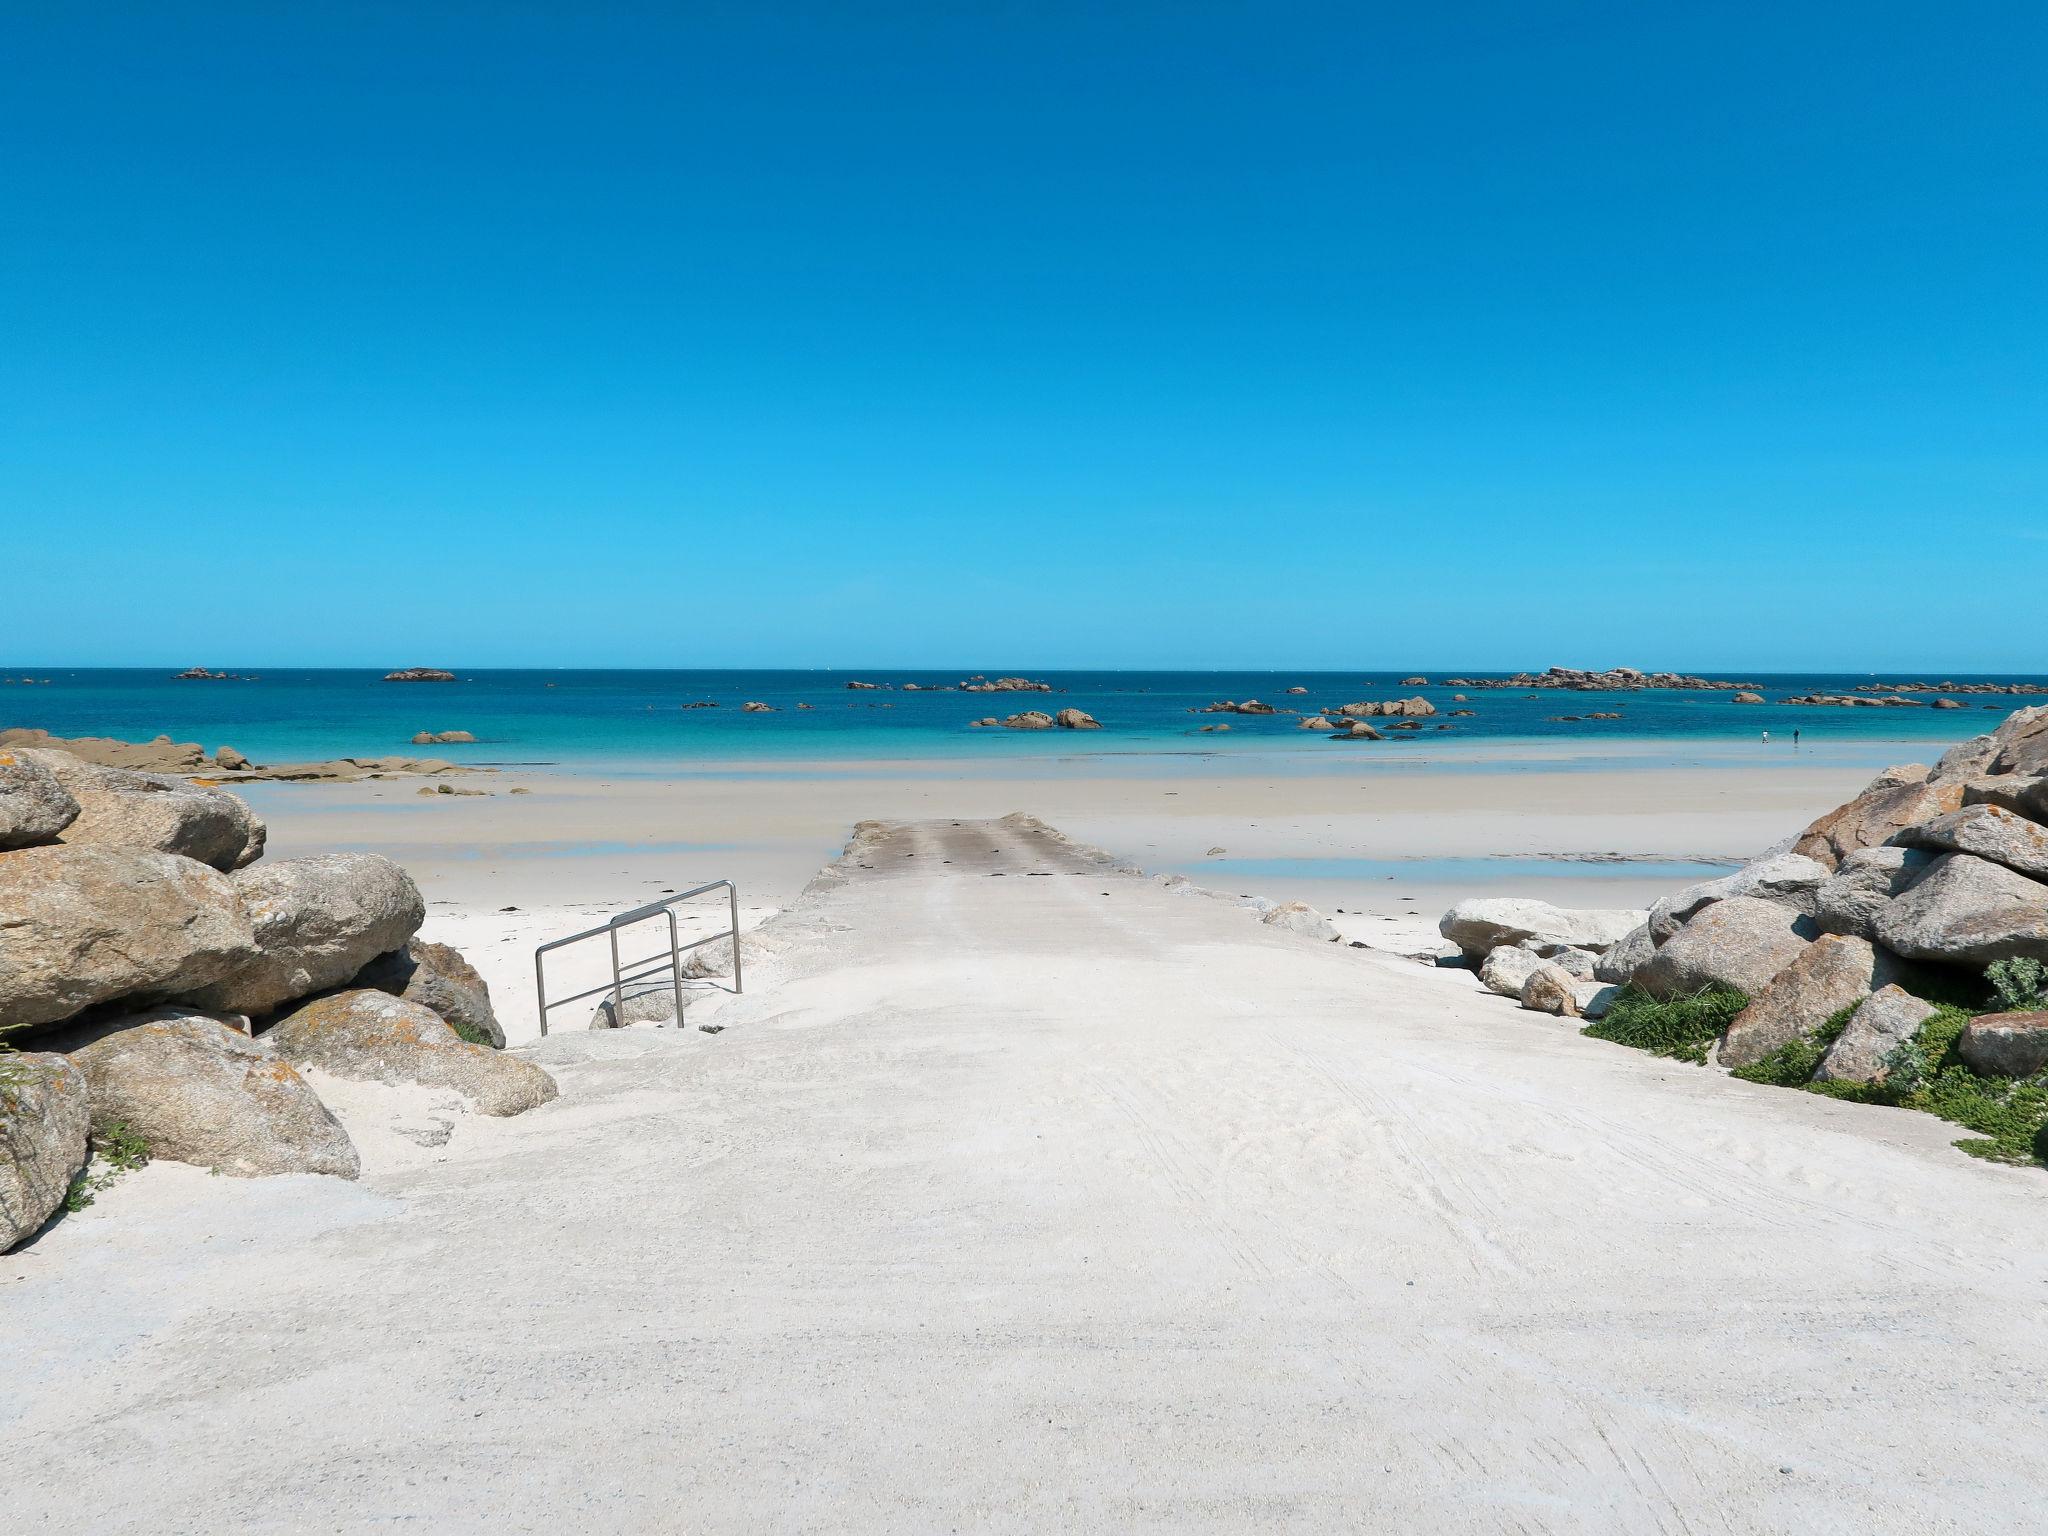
9, 815, 2048, 1533
243, 749, 1884, 1002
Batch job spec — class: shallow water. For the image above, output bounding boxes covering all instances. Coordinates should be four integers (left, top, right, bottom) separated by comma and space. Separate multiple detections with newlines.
3, 666, 2034, 772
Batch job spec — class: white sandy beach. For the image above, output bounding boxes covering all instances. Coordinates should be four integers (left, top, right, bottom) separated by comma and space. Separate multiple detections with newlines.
10, 811, 2048, 1533
238, 752, 1883, 1036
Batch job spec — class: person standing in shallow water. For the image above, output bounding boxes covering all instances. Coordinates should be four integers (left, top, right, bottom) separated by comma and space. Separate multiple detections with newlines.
1794, 728, 1801, 748
1762, 729, 1770, 745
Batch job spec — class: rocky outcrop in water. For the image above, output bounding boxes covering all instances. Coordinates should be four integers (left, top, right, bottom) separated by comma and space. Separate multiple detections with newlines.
0, 729, 487, 785
384, 667, 457, 682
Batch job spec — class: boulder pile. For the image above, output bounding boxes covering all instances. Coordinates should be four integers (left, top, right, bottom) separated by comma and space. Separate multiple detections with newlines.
0, 752, 550, 1251
1438, 705, 2048, 1080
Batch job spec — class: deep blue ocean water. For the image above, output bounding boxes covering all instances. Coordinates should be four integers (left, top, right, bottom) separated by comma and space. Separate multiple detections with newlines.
2, 668, 2039, 773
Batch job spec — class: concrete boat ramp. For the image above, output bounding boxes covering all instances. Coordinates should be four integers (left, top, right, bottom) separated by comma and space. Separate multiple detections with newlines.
10, 817, 2048, 1532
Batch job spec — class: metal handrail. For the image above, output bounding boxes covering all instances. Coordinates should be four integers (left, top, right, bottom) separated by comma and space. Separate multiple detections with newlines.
533, 879, 743, 1036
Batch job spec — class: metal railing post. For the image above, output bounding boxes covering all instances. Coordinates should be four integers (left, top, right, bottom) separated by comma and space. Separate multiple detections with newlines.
730, 881, 744, 994
530, 880, 744, 1037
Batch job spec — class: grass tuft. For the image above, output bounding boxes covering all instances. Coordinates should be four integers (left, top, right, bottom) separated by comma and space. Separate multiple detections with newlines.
1581, 985, 1748, 1064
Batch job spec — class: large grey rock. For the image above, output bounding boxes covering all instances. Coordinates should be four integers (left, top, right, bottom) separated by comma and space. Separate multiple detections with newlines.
1897, 803, 2048, 881
1646, 854, 1829, 943
1, 1052, 90, 1250
187, 854, 425, 1017
1519, 964, 1581, 1018
351, 939, 503, 1048
1986, 705, 2048, 777
1815, 985, 1939, 1085
1534, 944, 1600, 981
21, 750, 264, 871
1928, 734, 1998, 784
1633, 897, 1818, 1001
1260, 901, 1340, 942
1872, 854, 2048, 967
1719, 935, 1914, 1069
1956, 1011, 2048, 1077
1594, 922, 1656, 984
0, 751, 79, 850
0, 847, 258, 1029
1963, 776, 2048, 821
1438, 898, 1646, 964
69, 1008, 359, 1178
266, 990, 556, 1116
1793, 779, 1965, 871
1814, 846, 1937, 939
1479, 945, 1548, 997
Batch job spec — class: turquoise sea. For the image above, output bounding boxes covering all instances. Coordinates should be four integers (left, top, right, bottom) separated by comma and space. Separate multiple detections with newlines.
2, 668, 2038, 775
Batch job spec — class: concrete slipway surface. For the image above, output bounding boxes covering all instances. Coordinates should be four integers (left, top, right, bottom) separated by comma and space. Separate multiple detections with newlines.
8, 817, 2048, 1533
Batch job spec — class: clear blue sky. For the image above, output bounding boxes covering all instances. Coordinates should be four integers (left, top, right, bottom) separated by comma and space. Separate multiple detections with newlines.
5, 2, 2043, 671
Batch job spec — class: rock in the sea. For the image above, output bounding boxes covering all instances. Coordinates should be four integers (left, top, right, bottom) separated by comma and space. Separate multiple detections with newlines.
1718, 934, 1912, 1069
68, 1008, 359, 1178
1956, 1011, 2048, 1077
0, 750, 80, 850
1793, 778, 1966, 871
1260, 901, 1341, 941
1594, 922, 1656, 984
383, 668, 457, 682
1439, 898, 1646, 964
1331, 721, 1384, 740
1519, 963, 1582, 1017
1815, 985, 1939, 1085
22, 750, 265, 870
266, 990, 557, 1116
1001, 712, 1055, 731
0, 847, 257, 1029
1871, 853, 2048, 967
0, 728, 209, 773
1732, 691, 1764, 704
187, 854, 426, 1017
1, 1052, 90, 1250
213, 745, 250, 771
1632, 896, 1818, 1001
1897, 803, 2048, 881
1646, 853, 1830, 943
1336, 697, 1436, 718
1814, 845, 1938, 939
1479, 945, 1548, 997
351, 939, 503, 1048
1054, 708, 1101, 730
410, 730, 477, 744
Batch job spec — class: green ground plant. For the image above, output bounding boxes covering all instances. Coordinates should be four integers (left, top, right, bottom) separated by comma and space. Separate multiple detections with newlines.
1987, 957, 2048, 1013
1587, 965, 2048, 1167
1580, 985, 1748, 1063
62, 1122, 153, 1212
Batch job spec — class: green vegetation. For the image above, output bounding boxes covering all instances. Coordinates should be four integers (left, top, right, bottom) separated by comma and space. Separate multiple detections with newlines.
1580, 985, 1748, 1064
1585, 964, 2048, 1168
446, 1019, 496, 1048
1987, 957, 2048, 1013
62, 1122, 153, 1213
1730, 1005, 1857, 1088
